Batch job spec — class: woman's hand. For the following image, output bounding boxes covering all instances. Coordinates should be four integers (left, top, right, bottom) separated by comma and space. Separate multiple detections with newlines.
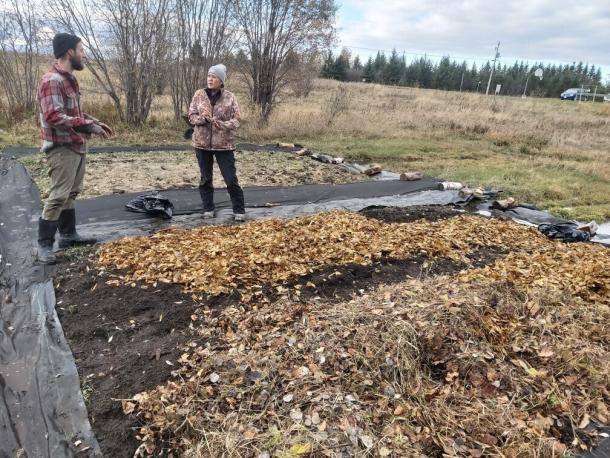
212, 118, 225, 130
188, 90, 213, 126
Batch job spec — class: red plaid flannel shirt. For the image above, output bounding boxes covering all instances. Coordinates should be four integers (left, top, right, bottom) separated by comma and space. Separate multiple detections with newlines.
37, 64, 97, 153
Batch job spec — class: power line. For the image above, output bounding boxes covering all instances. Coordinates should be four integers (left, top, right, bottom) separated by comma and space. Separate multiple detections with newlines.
340, 44, 490, 63
339, 43, 604, 68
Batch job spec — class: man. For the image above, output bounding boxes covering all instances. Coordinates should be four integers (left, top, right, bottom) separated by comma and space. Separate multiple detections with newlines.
36, 33, 113, 264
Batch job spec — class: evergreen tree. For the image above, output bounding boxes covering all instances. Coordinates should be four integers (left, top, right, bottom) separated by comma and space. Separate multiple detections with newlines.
384, 49, 403, 85
323, 47, 604, 97
330, 49, 351, 81
321, 52, 334, 79
401, 61, 417, 86
362, 56, 374, 82
189, 40, 204, 67
373, 52, 387, 82
433, 56, 452, 89
469, 63, 479, 91
414, 56, 433, 88
458, 61, 470, 91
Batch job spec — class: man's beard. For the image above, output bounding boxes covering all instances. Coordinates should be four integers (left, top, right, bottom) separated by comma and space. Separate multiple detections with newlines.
70, 56, 84, 71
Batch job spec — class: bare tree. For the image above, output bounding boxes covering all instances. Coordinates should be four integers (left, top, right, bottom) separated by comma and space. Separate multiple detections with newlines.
284, 50, 321, 98
169, 0, 235, 119
233, 0, 336, 123
48, 0, 173, 124
108, 0, 173, 123
0, 0, 45, 123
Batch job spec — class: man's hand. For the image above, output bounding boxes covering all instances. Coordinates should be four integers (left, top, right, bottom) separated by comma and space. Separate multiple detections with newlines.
98, 122, 114, 137
91, 123, 111, 139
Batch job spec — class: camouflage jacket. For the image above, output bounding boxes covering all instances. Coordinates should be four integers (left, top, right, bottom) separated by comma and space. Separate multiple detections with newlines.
188, 89, 241, 151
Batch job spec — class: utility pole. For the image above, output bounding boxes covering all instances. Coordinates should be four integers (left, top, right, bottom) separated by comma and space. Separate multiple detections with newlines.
523, 68, 543, 98
485, 41, 500, 95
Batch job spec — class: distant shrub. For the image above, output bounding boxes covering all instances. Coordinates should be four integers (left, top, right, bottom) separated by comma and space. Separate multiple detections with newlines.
325, 84, 352, 123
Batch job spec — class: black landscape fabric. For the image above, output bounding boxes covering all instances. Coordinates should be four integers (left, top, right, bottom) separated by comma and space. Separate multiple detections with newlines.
76, 178, 442, 223
0, 159, 101, 457
0, 142, 304, 158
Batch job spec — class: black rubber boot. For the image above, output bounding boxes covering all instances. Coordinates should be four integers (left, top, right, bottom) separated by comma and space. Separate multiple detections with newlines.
57, 209, 97, 248
38, 218, 58, 264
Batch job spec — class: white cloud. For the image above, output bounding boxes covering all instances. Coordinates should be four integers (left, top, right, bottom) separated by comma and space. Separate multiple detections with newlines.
338, 0, 610, 68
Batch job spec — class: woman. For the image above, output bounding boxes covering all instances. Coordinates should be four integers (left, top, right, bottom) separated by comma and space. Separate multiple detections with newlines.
188, 64, 245, 221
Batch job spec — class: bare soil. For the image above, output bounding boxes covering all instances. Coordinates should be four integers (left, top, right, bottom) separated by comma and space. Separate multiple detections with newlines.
55, 256, 204, 457
359, 204, 462, 223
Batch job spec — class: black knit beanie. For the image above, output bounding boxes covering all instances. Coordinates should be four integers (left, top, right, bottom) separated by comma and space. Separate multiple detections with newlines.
53, 33, 81, 59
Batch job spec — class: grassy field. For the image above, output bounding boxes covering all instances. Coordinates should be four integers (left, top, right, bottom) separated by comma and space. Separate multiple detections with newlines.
2, 72, 609, 221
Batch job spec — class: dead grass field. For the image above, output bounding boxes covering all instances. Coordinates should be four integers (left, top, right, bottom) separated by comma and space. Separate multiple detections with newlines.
3, 68, 609, 221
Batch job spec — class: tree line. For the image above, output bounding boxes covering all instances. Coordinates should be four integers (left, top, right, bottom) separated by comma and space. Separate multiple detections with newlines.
0, 0, 335, 125
322, 48, 608, 97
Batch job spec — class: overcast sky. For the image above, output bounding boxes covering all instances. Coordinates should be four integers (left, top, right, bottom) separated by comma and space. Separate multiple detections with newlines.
337, 0, 610, 79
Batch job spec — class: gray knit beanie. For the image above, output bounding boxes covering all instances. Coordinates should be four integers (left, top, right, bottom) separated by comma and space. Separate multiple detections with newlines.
208, 64, 227, 83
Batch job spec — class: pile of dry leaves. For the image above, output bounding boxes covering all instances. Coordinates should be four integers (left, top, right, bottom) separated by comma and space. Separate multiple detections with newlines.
460, 243, 610, 304
99, 212, 550, 301
99, 212, 609, 457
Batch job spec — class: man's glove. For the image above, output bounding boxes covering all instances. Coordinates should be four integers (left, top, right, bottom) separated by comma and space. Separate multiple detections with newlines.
74, 123, 101, 134
91, 124, 104, 135
74, 122, 111, 138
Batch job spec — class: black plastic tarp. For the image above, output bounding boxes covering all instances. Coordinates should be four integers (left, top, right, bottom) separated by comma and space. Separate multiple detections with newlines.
75, 177, 441, 224
71, 189, 461, 243
1, 142, 305, 159
125, 192, 174, 219
0, 158, 101, 457
484, 204, 610, 245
